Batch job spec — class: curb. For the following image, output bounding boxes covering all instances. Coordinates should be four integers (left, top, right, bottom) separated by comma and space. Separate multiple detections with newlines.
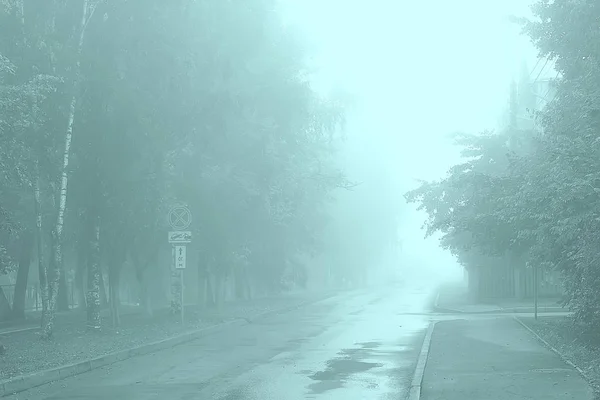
432, 305, 502, 314
0, 318, 245, 397
0, 293, 335, 397
432, 305, 567, 315
513, 316, 590, 382
500, 307, 566, 313
0, 326, 38, 336
408, 321, 436, 400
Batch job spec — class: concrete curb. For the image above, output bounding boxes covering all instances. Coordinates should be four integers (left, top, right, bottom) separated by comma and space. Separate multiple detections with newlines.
408, 321, 436, 400
0, 326, 38, 336
0, 294, 335, 397
500, 306, 566, 313
514, 316, 590, 382
0, 318, 245, 397
432, 305, 503, 314
433, 305, 567, 315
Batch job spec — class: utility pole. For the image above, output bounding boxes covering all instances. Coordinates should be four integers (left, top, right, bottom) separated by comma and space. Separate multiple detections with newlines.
534, 263, 539, 320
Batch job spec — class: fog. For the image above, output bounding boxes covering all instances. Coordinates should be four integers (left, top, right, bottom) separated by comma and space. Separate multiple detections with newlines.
1, 1, 587, 398
280, 0, 540, 285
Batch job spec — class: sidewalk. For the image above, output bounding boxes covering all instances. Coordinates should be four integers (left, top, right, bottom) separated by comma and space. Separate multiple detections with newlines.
434, 283, 566, 314
0, 290, 336, 383
420, 318, 594, 399
0, 304, 143, 336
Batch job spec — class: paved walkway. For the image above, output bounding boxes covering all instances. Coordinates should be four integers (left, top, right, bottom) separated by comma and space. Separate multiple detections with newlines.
435, 283, 566, 314
0, 304, 143, 336
421, 318, 593, 399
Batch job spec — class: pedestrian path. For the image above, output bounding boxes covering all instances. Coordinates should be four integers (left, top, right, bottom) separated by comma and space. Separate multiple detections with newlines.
434, 283, 566, 314
420, 318, 593, 399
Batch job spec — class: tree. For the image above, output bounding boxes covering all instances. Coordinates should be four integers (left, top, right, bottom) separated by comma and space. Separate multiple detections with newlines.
0, 0, 349, 337
407, 0, 600, 327
0, 50, 57, 320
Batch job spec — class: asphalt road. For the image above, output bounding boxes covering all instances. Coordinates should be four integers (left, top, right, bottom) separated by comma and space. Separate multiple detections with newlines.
7, 284, 434, 400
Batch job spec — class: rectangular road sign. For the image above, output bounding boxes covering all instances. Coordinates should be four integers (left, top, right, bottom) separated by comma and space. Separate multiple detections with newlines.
175, 245, 186, 269
168, 231, 192, 243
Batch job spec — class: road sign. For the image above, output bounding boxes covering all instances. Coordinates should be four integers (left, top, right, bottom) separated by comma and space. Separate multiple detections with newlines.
175, 245, 186, 269
168, 205, 192, 231
168, 231, 192, 244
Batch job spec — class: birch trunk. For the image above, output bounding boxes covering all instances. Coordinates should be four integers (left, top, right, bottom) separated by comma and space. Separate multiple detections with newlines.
86, 214, 101, 331
42, 0, 96, 339
34, 161, 49, 328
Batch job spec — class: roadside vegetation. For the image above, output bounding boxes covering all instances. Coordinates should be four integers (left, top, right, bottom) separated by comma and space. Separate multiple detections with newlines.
406, 0, 600, 388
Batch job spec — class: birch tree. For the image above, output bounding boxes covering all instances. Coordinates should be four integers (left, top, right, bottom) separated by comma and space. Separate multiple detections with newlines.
43, 0, 101, 339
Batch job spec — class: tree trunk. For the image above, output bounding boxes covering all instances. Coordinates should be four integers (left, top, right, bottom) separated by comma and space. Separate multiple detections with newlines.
133, 261, 153, 318
140, 273, 153, 318
241, 267, 252, 300
11, 230, 34, 320
12, 0, 32, 322
99, 272, 108, 308
197, 257, 206, 307
86, 214, 101, 331
170, 245, 182, 315
108, 258, 121, 328
57, 271, 70, 311
34, 163, 49, 329
42, 0, 96, 340
75, 254, 86, 309
142, 282, 153, 317
214, 273, 223, 309
0, 287, 11, 321
205, 273, 214, 308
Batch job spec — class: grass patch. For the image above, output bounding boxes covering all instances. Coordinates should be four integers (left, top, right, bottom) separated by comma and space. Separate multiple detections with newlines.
521, 316, 600, 397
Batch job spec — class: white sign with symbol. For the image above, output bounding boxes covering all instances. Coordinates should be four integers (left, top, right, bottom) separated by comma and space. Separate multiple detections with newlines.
175, 245, 186, 269
168, 205, 192, 231
168, 231, 192, 244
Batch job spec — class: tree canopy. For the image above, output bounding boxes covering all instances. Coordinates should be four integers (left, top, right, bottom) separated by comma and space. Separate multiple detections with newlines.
0, 0, 362, 335
406, 0, 600, 330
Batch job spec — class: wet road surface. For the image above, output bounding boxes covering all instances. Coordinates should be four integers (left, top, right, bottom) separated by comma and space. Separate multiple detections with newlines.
7, 284, 434, 400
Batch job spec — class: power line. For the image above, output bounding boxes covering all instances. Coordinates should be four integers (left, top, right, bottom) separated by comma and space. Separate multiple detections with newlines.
533, 57, 550, 84
529, 57, 542, 78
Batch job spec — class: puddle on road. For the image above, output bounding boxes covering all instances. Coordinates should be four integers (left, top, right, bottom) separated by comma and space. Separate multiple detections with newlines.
356, 341, 380, 349
304, 341, 385, 394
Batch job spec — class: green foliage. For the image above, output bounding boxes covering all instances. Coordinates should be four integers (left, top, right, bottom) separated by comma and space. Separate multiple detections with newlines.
407, 0, 600, 331
0, 0, 348, 293
0, 50, 58, 274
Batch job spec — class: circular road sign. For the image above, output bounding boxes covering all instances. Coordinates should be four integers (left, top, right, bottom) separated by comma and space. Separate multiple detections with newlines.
168, 205, 192, 230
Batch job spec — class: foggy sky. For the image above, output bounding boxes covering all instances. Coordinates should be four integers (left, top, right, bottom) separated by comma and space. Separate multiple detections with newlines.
280, 1, 552, 278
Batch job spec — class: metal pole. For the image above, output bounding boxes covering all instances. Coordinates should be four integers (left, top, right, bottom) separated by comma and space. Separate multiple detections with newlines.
180, 268, 184, 326
534, 264, 539, 320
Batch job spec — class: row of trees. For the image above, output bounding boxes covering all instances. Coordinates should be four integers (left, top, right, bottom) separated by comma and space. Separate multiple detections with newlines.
406, 0, 600, 330
0, 0, 350, 338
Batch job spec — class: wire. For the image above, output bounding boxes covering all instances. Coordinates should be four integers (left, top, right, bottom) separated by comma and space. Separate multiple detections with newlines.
529, 57, 542, 78
533, 57, 550, 84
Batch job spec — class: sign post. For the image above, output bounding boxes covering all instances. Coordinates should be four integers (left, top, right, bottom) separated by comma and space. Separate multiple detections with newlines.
534, 263, 539, 320
175, 245, 186, 325
168, 205, 192, 326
